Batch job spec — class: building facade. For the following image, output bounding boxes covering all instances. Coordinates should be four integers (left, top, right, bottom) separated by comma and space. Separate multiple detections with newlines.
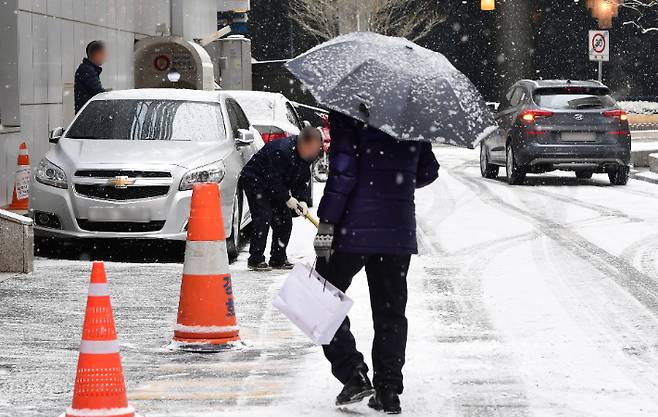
0, 0, 217, 207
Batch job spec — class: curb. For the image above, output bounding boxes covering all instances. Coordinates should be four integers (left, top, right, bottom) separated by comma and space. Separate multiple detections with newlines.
630, 170, 658, 185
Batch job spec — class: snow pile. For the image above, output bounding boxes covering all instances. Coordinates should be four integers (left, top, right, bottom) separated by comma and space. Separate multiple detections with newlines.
618, 101, 658, 115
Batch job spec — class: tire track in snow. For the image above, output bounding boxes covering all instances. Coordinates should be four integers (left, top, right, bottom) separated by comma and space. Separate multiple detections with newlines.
416, 168, 532, 417
450, 164, 658, 318
527, 232, 658, 409
621, 233, 658, 278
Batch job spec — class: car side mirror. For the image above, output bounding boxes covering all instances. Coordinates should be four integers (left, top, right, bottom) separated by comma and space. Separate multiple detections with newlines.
303, 120, 312, 128
49, 127, 64, 143
236, 129, 255, 147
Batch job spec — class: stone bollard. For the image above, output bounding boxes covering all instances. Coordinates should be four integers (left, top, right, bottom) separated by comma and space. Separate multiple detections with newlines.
0, 209, 33, 273
650, 153, 658, 174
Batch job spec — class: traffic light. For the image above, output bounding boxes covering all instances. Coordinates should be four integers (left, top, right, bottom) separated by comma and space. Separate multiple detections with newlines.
481, 0, 495, 11
586, 0, 621, 29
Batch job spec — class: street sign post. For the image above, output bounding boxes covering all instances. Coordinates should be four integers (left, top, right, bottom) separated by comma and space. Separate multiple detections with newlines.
589, 30, 609, 82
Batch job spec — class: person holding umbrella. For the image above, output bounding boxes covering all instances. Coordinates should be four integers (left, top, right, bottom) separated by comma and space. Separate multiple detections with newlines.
286, 32, 496, 413
313, 110, 439, 413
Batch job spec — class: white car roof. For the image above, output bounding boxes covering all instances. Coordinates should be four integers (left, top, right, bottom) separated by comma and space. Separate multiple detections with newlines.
92, 88, 226, 103
224, 90, 287, 101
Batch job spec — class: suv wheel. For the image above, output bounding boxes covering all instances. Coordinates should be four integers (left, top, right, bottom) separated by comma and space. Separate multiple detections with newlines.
506, 144, 526, 185
575, 171, 593, 179
608, 166, 629, 186
226, 193, 242, 262
480, 143, 499, 179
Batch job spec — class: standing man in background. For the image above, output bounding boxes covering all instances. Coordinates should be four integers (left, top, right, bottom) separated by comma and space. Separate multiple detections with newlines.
74, 40, 107, 113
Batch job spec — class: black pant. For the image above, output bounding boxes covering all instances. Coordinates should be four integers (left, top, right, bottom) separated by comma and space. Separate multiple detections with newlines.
244, 188, 292, 265
316, 252, 411, 394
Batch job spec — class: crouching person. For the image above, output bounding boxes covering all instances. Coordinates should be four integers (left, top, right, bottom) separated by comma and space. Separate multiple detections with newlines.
314, 111, 440, 414
239, 127, 322, 271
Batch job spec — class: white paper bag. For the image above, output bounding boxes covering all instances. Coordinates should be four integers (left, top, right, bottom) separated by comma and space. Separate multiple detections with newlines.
273, 263, 353, 345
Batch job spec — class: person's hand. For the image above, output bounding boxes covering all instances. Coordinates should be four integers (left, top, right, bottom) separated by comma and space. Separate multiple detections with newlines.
296, 201, 309, 217
314, 223, 334, 261
286, 196, 300, 211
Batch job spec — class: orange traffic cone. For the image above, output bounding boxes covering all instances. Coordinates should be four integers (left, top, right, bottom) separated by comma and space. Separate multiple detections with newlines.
172, 183, 241, 352
61, 262, 136, 417
8, 142, 30, 211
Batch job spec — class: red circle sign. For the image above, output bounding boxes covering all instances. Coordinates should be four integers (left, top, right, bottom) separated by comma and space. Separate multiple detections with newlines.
592, 33, 606, 54
153, 55, 171, 72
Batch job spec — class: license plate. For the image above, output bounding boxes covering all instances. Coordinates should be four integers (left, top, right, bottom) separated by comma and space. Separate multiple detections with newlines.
88, 206, 151, 222
560, 132, 596, 142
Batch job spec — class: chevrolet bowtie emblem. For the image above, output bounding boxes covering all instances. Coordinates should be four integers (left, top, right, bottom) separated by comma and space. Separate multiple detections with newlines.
108, 176, 136, 189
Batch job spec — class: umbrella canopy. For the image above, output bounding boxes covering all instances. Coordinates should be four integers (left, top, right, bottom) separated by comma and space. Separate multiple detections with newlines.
286, 32, 496, 148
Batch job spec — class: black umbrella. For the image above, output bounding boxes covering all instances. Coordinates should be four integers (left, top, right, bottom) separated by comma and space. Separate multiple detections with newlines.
286, 32, 496, 148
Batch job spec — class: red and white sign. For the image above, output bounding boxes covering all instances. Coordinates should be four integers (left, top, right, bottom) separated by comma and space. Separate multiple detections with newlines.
153, 54, 171, 72
589, 30, 609, 62
14, 166, 31, 200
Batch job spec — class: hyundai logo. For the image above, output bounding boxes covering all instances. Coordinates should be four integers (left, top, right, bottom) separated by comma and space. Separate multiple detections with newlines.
574, 114, 584, 121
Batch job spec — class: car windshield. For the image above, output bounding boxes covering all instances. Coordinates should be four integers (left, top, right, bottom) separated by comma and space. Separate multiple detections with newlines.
66, 99, 227, 141
232, 96, 275, 122
534, 88, 616, 110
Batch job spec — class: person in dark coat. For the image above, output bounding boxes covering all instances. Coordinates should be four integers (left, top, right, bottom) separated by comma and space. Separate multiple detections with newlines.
314, 111, 440, 414
74, 40, 107, 113
239, 127, 322, 271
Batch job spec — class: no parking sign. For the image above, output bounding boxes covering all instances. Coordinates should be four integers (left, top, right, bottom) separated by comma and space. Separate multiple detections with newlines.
589, 30, 609, 62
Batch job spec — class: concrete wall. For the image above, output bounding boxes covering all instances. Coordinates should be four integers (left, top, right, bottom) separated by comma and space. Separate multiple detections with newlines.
0, 0, 218, 207
171, 0, 218, 40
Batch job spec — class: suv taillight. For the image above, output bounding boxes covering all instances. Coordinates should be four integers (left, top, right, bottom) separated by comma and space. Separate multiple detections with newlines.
519, 109, 554, 124
603, 109, 628, 121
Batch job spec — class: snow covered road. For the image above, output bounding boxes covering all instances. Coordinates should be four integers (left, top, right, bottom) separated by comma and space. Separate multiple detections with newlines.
2, 145, 658, 416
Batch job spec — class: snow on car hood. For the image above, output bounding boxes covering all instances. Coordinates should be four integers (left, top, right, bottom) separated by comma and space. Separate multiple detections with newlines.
54, 138, 233, 170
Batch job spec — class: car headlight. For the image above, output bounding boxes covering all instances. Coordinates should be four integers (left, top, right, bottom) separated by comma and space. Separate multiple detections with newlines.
179, 161, 226, 191
35, 158, 68, 189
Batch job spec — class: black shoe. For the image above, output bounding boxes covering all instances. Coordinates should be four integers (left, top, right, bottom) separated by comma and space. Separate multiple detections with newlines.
336, 367, 374, 406
368, 387, 401, 414
248, 261, 272, 271
269, 260, 294, 270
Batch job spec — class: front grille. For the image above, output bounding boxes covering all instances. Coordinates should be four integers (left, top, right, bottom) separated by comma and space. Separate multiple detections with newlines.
74, 170, 171, 178
74, 185, 170, 200
77, 220, 166, 233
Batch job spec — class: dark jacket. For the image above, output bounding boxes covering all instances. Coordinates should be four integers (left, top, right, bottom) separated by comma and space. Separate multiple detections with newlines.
74, 58, 104, 113
239, 136, 312, 204
318, 111, 440, 254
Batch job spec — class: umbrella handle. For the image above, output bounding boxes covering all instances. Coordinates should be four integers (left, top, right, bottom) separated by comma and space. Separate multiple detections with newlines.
305, 213, 320, 229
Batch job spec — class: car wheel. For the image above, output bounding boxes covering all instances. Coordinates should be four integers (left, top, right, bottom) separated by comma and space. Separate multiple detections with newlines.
480, 143, 499, 179
506, 144, 526, 185
226, 193, 242, 262
575, 171, 593, 179
608, 166, 629, 186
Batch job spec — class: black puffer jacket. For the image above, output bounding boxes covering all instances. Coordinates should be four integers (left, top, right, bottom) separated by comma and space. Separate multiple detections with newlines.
239, 136, 312, 203
74, 58, 104, 113
317, 111, 440, 254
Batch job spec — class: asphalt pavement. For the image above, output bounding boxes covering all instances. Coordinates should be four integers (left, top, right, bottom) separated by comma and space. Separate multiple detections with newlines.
2, 145, 658, 416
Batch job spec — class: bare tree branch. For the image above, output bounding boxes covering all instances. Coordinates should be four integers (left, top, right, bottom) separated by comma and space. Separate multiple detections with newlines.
619, 0, 658, 34
288, 0, 445, 42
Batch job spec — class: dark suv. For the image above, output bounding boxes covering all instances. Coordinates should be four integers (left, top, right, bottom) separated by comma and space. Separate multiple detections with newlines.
480, 80, 631, 185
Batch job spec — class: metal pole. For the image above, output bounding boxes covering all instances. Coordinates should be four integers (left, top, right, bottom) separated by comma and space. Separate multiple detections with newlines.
598, 60, 603, 83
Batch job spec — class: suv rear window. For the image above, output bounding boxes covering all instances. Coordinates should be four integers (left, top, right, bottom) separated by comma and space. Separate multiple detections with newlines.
67, 100, 227, 142
533, 87, 616, 110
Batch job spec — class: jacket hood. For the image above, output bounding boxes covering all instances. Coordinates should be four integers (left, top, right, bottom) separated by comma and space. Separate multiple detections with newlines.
54, 138, 232, 170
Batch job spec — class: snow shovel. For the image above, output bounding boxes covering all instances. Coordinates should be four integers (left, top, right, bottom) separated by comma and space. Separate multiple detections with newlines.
305, 213, 320, 228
